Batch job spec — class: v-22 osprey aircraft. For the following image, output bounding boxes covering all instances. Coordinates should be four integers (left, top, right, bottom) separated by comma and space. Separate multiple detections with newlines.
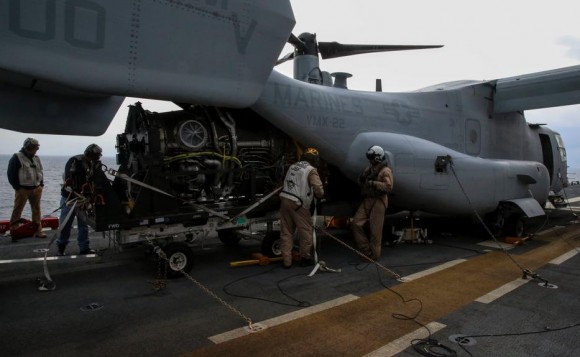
1, 0, 580, 241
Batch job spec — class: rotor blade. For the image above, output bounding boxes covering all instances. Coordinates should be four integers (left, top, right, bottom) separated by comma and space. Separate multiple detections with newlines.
275, 52, 295, 66
288, 33, 307, 52
318, 42, 443, 59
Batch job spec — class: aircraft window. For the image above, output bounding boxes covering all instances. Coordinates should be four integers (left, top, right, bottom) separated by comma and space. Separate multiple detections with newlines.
554, 134, 567, 162
559, 147, 567, 162
555, 134, 565, 148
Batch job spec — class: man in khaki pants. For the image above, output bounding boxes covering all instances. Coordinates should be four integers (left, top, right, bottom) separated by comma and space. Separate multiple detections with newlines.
352, 145, 393, 261
279, 148, 325, 268
7, 138, 45, 239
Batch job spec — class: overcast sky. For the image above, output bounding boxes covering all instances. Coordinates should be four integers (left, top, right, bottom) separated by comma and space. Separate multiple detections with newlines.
1, 0, 579, 174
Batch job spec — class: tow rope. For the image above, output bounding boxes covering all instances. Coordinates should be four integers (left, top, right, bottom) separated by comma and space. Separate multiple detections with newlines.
109, 170, 231, 220
229, 186, 282, 223
37, 198, 79, 291
315, 223, 406, 282
308, 205, 341, 277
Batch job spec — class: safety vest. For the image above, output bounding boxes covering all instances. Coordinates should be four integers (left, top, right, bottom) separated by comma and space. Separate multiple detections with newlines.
280, 161, 314, 208
15, 152, 43, 187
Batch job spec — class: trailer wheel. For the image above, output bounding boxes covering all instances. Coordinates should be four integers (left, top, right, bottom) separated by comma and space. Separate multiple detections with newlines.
218, 229, 242, 246
261, 231, 281, 257
162, 243, 194, 278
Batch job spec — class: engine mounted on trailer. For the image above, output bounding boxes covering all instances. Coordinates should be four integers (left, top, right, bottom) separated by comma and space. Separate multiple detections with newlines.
67, 102, 360, 275
86, 102, 299, 233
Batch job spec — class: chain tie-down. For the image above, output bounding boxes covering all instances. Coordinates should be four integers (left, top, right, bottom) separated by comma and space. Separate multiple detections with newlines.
144, 235, 262, 332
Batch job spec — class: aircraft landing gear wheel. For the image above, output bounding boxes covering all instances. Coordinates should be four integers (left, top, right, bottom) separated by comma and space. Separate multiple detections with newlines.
505, 215, 524, 238
261, 231, 281, 257
485, 211, 505, 237
162, 243, 194, 278
218, 229, 242, 246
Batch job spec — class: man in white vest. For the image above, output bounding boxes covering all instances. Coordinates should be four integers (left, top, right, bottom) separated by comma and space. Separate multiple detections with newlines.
279, 148, 325, 268
7, 137, 45, 239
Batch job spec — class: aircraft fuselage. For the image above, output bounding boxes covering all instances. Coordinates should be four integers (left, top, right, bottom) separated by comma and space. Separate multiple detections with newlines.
253, 71, 566, 217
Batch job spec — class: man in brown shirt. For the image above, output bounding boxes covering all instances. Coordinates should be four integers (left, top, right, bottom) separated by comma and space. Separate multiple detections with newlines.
352, 145, 394, 261
279, 148, 325, 268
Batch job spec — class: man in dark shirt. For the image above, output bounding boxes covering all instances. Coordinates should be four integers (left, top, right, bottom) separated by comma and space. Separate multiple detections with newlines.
56, 144, 102, 255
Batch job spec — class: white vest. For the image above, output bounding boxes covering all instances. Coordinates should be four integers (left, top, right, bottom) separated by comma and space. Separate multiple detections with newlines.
16, 152, 43, 187
280, 161, 314, 208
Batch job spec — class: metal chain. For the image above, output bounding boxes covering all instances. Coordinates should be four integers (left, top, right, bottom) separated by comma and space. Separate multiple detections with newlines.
315, 225, 403, 281
150, 251, 168, 292
143, 235, 255, 329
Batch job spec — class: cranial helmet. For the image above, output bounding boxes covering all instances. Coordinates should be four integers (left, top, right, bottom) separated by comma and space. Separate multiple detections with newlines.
366, 145, 385, 163
84, 143, 103, 159
301, 147, 320, 167
23, 137, 39, 149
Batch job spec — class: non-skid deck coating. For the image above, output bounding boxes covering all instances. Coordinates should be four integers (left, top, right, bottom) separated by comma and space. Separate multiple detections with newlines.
187, 227, 580, 357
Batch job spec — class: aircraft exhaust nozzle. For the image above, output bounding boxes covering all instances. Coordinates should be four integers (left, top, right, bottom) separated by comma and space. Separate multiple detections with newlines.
331, 72, 353, 89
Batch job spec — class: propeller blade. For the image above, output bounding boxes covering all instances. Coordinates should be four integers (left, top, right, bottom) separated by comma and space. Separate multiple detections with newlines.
288, 33, 307, 52
318, 42, 443, 59
275, 52, 295, 66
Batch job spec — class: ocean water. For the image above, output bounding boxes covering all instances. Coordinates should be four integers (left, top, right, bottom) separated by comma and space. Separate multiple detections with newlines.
0, 155, 117, 221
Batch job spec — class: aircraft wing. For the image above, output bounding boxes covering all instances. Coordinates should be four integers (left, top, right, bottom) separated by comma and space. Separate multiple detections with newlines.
0, 0, 294, 135
493, 65, 580, 113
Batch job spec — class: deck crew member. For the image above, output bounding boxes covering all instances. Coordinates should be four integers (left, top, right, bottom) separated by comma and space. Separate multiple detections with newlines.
7, 138, 45, 239
279, 148, 325, 268
56, 144, 102, 255
352, 145, 394, 261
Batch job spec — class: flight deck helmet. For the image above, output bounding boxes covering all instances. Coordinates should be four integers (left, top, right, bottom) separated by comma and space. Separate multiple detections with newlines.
84, 143, 103, 160
300, 147, 320, 167
366, 145, 385, 163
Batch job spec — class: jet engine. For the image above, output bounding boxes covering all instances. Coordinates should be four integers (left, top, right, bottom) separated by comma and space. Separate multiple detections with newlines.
100, 102, 297, 228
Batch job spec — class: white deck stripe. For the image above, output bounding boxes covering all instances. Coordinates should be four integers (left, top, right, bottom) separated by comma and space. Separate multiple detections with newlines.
0, 255, 97, 264
363, 321, 447, 357
401, 259, 466, 281
477, 240, 515, 250
549, 249, 579, 265
209, 294, 359, 344
556, 207, 580, 212
564, 196, 580, 203
475, 279, 530, 304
